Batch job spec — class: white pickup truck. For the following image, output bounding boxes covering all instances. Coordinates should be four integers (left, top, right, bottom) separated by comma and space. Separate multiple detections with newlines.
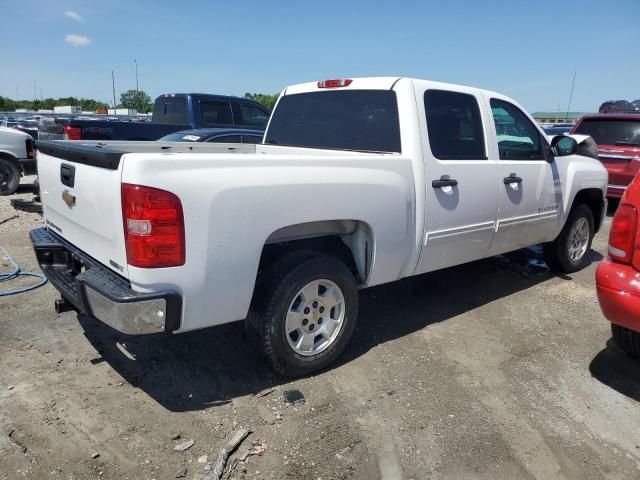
0, 126, 36, 195
31, 77, 607, 376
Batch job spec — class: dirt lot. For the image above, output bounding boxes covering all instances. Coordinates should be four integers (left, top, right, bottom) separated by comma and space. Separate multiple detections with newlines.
1, 180, 639, 480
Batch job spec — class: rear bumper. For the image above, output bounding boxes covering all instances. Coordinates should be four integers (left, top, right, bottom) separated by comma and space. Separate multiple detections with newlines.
30, 227, 181, 334
596, 258, 640, 333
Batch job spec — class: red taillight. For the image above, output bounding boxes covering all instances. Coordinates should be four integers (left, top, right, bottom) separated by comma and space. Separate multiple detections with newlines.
317, 79, 353, 89
63, 125, 82, 140
121, 183, 185, 268
609, 203, 637, 264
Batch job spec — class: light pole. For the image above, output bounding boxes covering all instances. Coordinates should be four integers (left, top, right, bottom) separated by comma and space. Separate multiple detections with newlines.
112, 69, 117, 113
134, 59, 139, 93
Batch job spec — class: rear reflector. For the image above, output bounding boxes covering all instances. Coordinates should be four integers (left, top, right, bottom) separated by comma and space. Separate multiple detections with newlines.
121, 183, 185, 268
317, 79, 353, 89
608, 203, 637, 264
63, 125, 82, 140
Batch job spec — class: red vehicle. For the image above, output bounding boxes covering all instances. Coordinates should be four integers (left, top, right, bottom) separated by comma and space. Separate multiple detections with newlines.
572, 114, 640, 199
596, 173, 640, 356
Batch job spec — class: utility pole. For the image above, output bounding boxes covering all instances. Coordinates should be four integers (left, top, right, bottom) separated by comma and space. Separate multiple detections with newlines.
134, 59, 139, 93
15, 86, 18, 101
33, 80, 37, 102
565, 71, 576, 122
112, 69, 117, 113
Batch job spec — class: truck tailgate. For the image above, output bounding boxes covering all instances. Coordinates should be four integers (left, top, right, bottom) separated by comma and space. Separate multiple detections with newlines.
37, 142, 129, 278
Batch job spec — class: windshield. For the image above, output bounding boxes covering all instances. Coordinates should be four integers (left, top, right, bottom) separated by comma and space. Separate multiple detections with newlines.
264, 90, 401, 153
574, 119, 640, 146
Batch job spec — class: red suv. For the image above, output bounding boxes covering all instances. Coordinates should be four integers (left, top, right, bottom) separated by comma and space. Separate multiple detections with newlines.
596, 173, 640, 356
572, 114, 640, 199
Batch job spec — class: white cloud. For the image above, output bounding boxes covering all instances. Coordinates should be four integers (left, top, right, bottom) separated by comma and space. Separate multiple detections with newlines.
65, 10, 83, 22
65, 34, 91, 47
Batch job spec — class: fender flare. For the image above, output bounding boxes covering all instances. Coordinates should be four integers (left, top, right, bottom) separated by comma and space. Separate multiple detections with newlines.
0, 151, 22, 172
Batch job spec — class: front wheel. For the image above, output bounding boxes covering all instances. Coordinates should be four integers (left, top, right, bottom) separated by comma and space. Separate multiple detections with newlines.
247, 251, 359, 377
543, 204, 594, 273
0, 158, 20, 196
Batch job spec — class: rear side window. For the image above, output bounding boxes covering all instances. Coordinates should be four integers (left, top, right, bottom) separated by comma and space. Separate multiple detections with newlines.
490, 99, 545, 160
264, 90, 401, 153
424, 90, 486, 160
153, 98, 188, 124
200, 101, 233, 125
239, 104, 269, 128
574, 119, 640, 146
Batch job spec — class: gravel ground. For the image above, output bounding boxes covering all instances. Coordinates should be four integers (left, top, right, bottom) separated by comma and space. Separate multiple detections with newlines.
1, 181, 639, 480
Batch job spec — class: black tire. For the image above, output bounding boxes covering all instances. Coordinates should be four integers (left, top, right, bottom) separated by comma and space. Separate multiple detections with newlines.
611, 324, 640, 357
0, 158, 20, 196
246, 251, 359, 377
543, 204, 594, 273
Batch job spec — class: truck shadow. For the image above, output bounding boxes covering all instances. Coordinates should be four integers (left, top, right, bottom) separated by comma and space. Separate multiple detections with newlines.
78, 246, 603, 412
589, 340, 640, 402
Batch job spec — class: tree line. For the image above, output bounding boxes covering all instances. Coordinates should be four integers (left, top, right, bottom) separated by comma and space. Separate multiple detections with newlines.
0, 90, 280, 113
0, 96, 109, 112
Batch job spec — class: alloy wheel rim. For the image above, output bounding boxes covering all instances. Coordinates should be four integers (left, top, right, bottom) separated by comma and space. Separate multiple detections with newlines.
568, 217, 589, 262
285, 279, 345, 356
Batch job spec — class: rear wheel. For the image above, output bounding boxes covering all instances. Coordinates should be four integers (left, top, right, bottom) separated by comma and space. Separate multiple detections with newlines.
611, 324, 640, 357
543, 204, 594, 273
246, 251, 359, 377
0, 158, 20, 196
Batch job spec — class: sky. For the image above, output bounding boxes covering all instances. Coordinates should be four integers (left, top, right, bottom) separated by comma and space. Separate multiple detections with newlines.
1, 0, 639, 113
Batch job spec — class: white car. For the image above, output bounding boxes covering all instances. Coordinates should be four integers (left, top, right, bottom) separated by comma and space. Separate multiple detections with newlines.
31, 77, 607, 376
0, 126, 36, 195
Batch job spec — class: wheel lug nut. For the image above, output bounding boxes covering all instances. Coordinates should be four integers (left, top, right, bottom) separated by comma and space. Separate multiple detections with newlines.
318, 318, 323, 324
304, 307, 310, 314
302, 319, 308, 326
312, 301, 318, 308
319, 306, 325, 313
309, 324, 315, 331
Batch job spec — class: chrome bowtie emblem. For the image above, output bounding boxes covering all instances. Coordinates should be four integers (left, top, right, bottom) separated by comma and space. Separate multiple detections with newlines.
62, 189, 76, 207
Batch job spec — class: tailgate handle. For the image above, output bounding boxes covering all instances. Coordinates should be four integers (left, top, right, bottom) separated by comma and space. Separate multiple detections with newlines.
60, 164, 75, 188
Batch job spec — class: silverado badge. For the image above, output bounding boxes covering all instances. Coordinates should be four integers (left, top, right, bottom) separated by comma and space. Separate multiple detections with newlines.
62, 190, 76, 208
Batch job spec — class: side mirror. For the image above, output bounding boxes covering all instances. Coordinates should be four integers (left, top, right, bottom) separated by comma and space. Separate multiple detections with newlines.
550, 135, 578, 157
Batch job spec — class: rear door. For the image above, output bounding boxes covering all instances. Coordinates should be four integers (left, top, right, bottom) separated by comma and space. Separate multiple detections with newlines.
485, 96, 560, 255
415, 87, 498, 274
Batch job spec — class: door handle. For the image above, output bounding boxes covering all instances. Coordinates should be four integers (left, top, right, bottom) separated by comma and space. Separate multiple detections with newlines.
503, 174, 523, 184
432, 178, 458, 188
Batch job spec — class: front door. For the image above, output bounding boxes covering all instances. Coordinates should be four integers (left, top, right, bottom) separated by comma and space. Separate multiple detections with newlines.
485, 96, 560, 256
415, 87, 499, 274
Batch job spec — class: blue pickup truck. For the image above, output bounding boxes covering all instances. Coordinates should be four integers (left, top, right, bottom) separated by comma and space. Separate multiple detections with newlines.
38, 93, 271, 141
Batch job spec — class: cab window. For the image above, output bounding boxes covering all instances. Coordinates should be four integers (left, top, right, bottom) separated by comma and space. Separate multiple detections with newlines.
200, 101, 233, 125
424, 90, 486, 160
490, 99, 545, 160
239, 104, 270, 128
